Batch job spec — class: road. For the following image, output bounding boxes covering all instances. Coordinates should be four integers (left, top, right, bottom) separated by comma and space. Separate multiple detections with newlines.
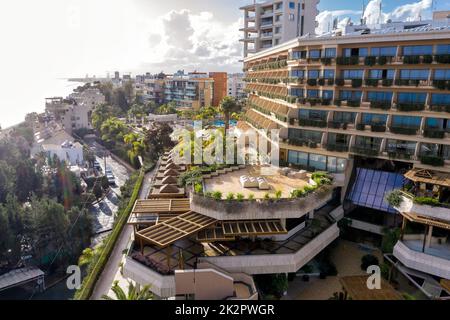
90, 165, 158, 300
83, 139, 131, 244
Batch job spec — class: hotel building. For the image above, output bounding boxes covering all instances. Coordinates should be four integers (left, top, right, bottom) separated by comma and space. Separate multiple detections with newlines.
240, 0, 319, 57
242, 20, 450, 299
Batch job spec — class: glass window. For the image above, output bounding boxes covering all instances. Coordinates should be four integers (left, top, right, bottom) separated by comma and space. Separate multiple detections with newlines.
323, 69, 335, 79
391, 115, 421, 128
322, 90, 334, 100
343, 70, 364, 79
397, 92, 427, 104
308, 70, 320, 78
288, 129, 322, 142
403, 45, 433, 56
362, 113, 387, 125
309, 154, 327, 171
387, 140, 417, 154
369, 69, 395, 79
334, 111, 356, 123
367, 91, 393, 102
425, 118, 443, 129
291, 51, 306, 59
431, 94, 450, 105
299, 109, 328, 120
337, 159, 347, 173
435, 70, 450, 80
289, 2, 295, 9
436, 44, 450, 55
307, 90, 319, 98
344, 48, 368, 57
291, 70, 305, 78
400, 69, 430, 80
309, 50, 321, 59
340, 90, 362, 101
370, 46, 397, 56
327, 157, 338, 173
290, 88, 304, 97
323, 48, 337, 58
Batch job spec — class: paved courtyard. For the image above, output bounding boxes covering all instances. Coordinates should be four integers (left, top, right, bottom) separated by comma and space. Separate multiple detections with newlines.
283, 240, 384, 300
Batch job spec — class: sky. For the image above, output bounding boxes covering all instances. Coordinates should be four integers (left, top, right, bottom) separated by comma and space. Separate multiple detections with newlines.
0, 0, 449, 128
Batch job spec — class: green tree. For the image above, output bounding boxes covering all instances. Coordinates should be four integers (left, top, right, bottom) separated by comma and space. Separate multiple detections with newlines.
219, 96, 241, 130
102, 281, 153, 300
100, 117, 129, 148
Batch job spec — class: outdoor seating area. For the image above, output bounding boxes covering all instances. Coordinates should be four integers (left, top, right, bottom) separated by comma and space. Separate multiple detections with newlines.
404, 168, 450, 205
204, 166, 310, 199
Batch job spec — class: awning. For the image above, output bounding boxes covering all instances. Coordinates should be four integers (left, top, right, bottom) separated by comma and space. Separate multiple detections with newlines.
405, 168, 450, 188
347, 168, 405, 214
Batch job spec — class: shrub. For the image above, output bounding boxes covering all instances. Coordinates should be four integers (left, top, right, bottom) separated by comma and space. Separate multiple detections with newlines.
421, 155, 444, 167
414, 197, 440, 207
381, 228, 401, 254
361, 254, 379, 271
275, 190, 282, 199
236, 193, 245, 202
386, 190, 404, 208
212, 191, 223, 200
247, 194, 255, 200
226, 192, 235, 201
264, 193, 271, 200
204, 191, 213, 198
194, 183, 203, 195
290, 189, 305, 198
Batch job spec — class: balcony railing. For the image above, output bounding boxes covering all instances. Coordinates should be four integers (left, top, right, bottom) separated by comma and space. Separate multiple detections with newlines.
396, 103, 425, 112
325, 143, 349, 152
389, 127, 418, 135
420, 154, 445, 166
351, 146, 380, 156
423, 129, 446, 139
298, 118, 327, 128
387, 150, 414, 160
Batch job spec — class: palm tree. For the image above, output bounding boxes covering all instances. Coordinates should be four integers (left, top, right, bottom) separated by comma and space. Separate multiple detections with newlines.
219, 96, 241, 130
102, 281, 153, 300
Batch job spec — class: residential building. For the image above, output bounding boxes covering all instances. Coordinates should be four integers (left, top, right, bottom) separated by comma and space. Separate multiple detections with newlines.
227, 73, 247, 100
242, 19, 450, 298
45, 88, 105, 134
31, 129, 84, 166
240, 0, 319, 57
209, 72, 228, 106
164, 71, 214, 110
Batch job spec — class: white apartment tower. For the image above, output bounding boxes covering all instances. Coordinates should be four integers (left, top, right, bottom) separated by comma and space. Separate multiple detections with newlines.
240, 0, 319, 57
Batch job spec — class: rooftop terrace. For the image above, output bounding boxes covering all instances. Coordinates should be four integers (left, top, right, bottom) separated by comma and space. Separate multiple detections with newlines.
203, 166, 310, 199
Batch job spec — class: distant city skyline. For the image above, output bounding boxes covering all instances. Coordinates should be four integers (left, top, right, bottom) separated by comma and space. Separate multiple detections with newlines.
0, 0, 448, 128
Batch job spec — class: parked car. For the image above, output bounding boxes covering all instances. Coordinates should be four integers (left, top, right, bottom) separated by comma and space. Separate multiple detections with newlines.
94, 160, 101, 171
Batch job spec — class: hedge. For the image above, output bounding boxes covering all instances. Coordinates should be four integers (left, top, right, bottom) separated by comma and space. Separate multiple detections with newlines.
74, 168, 146, 300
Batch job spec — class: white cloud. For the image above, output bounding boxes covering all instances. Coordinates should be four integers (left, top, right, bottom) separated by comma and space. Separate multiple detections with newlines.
316, 10, 361, 34
387, 0, 432, 22
316, 0, 434, 34
140, 9, 243, 74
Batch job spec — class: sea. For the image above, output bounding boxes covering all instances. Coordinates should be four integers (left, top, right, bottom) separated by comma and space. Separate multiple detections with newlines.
1, 78, 83, 130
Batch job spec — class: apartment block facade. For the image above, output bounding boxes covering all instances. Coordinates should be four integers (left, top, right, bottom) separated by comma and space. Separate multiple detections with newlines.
243, 25, 450, 174
227, 73, 247, 100
243, 23, 450, 298
240, 0, 319, 57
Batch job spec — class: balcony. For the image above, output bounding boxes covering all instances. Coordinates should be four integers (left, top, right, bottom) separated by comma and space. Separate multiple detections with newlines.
387, 150, 415, 160
350, 146, 380, 157
423, 129, 446, 139
298, 118, 327, 128
394, 241, 450, 279
394, 192, 450, 222
389, 127, 418, 136
420, 155, 445, 166
325, 143, 349, 153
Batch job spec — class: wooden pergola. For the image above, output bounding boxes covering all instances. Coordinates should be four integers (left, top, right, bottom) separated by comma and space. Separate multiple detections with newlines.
249, 95, 289, 119
400, 211, 450, 230
136, 211, 217, 248
405, 168, 450, 188
196, 219, 287, 242
128, 198, 191, 226
339, 276, 404, 300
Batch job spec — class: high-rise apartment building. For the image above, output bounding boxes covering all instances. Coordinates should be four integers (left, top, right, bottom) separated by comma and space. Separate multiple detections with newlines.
242, 20, 450, 298
209, 72, 228, 106
240, 0, 319, 57
164, 71, 214, 110
227, 73, 247, 100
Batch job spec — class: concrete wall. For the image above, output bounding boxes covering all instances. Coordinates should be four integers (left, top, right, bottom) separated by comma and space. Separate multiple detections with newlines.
200, 223, 339, 274
393, 241, 450, 280
398, 196, 450, 223
175, 270, 235, 300
123, 256, 175, 298
190, 186, 334, 221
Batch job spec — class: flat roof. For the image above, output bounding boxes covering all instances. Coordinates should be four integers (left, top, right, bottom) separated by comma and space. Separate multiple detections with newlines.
0, 268, 44, 291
